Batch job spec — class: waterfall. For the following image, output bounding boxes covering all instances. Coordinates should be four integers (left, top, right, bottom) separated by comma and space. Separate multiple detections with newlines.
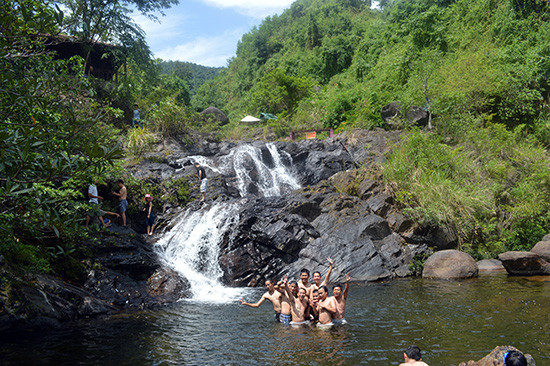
188, 143, 300, 197
155, 203, 241, 303
155, 143, 300, 303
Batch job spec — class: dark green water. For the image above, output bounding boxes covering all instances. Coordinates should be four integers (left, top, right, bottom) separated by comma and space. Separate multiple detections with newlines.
1, 274, 548, 365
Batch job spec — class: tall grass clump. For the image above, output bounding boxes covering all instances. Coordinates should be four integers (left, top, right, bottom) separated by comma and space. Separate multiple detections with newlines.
383, 124, 550, 259
126, 127, 156, 157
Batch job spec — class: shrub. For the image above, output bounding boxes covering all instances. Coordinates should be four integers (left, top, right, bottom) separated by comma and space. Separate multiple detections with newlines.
126, 127, 156, 157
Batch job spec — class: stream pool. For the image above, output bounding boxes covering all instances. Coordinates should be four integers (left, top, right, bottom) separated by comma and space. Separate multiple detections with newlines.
1, 274, 548, 365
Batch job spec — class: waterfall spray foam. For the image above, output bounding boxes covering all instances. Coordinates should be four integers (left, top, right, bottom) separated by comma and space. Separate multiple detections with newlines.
156, 143, 301, 303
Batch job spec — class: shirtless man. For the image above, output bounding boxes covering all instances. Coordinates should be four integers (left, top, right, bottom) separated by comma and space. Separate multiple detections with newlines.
283, 279, 310, 325
309, 289, 320, 322
275, 277, 295, 324
240, 279, 283, 321
298, 268, 314, 299
399, 345, 429, 366
111, 179, 127, 226
332, 273, 350, 325
312, 257, 333, 290
316, 285, 337, 327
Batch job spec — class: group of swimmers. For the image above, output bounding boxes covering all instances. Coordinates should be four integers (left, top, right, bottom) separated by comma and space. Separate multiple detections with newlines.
240, 258, 350, 327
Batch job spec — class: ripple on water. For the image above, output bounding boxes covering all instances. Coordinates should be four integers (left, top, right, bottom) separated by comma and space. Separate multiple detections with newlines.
0, 276, 548, 365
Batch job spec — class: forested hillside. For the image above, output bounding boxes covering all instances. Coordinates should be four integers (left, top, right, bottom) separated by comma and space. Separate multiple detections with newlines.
193, 0, 550, 257
159, 61, 223, 98
194, 0, 549, 133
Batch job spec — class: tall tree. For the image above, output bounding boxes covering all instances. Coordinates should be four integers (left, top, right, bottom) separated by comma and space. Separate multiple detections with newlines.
57, 0, 177, 71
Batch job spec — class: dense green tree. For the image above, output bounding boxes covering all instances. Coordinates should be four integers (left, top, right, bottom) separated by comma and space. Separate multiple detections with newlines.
1, 0, 123, 271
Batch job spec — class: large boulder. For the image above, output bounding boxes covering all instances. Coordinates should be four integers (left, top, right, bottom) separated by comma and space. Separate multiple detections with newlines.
200, 106, 229, 125
498, 251, 550, 276
380, 102, 400, 122
459, 345, 536, 366
422, 250, 478, 279
531, 240, 550, 262
405, 106, 429, 127
476, 259, 506, 273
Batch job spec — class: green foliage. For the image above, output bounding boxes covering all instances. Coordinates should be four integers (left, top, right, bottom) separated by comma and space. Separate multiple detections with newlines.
126, 127, 156, 157
193, 0, 550, 140
384, 125, 550, 257
248, 68, 314, 117
0, 0, 124, 274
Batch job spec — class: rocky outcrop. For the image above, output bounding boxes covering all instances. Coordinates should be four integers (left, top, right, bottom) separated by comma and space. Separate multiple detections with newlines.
405, 106, 429, 127
219, 179, 431, 286
0, 227, 190, 331
132, 131, 461, 287
498, 251, 550, 276
477, 259, 506, 273
531, 240, 550, 262
422, 250, 478, 279
459, 345, 536, 366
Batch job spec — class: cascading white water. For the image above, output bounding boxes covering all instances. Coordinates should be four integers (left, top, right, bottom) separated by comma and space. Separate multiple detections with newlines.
155, 202, 242, 303
188, 143, 300, 197
155, 143, 300, 303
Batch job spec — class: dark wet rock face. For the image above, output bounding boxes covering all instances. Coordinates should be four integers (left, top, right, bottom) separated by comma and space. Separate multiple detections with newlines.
498, 251, 550, 276
220, 182, 431, 286
0, 229, 190, 331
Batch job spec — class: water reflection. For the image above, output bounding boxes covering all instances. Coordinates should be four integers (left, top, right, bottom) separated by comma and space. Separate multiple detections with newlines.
0, 275, 548, 365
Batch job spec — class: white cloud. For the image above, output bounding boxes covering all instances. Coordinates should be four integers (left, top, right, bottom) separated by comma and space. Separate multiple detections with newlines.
132, 12, 187, 42
153, 29, 246, 67
201, 0, 294, 18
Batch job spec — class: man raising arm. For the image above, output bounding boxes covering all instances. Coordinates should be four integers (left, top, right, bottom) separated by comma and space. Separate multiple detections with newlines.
312, 257, 333, 290
240, 279, 283, 322
332, 273, 350, 325
283, 279, 310, 325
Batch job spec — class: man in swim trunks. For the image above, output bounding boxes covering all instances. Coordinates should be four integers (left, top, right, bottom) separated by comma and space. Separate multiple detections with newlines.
332, 273, 351, 325
240, 279, 283, 321
274, 277, 293, 324
312, 257, 333, 291
399, 345, 429, 366
194, 162, 208, 202
316, 285, 337, 327
283, 279, 310, 325
298, 268, 315, 299
111, 179, 128, 226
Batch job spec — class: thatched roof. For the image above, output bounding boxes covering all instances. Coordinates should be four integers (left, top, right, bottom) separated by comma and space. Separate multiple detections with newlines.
200, 106, 229, 125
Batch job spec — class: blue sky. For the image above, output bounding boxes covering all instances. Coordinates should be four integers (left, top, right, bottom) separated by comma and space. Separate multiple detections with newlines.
132, 0, 295, 67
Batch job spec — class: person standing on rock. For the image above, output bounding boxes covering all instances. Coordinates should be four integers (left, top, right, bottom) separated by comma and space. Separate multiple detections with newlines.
331, 273, 350, 325
143, 194, 155, 235
85, 179, 106, 228
132, 104, 141, 128
240, 279, 283, 322
194, 162, 208, 202
112, 179, 128, 226
399, 345, 429, 366
312, 257, 334, 290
